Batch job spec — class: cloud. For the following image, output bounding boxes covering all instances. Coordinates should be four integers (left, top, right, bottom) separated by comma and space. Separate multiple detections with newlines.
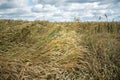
32, 4, 58, 12
0, 0, 120, 21
0, 0, 32, 19
0, 0, 28, 10
32, 0, 66, 5
59, 2, 109, 11
65, 0, 120, 4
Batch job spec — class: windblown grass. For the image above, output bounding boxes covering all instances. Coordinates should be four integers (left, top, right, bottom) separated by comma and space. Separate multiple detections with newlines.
0, 19, 120, 80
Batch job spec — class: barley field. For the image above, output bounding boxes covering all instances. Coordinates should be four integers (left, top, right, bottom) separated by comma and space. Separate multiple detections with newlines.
0, 19, 120, 80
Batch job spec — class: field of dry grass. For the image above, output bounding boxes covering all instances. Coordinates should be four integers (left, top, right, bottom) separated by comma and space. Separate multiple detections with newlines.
0, 19, 120, 80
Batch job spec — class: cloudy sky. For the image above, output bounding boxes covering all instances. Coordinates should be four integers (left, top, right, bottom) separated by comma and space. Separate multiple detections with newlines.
0, 0, 120, 21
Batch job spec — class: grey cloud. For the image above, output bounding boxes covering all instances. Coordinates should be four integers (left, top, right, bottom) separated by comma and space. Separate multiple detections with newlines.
24, 0, 120, 21
0, 0, 17, 9
0, 0, 28, 10
38, 0, 58, 4
52, 13, 63, 17
33, 0, 120, 5
0, 4, 14, 9
65, 0, 96, 3
0, 0, 31, 19
65, 0, 120, 4
32, 0, 59, 4
0, 0, 120, 21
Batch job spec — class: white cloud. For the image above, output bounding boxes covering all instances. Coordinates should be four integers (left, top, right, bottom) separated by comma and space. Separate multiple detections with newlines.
32, 4, 43, 12
59, 2, 109, 11
32, 4, 58, 12
0, 0, 120, 21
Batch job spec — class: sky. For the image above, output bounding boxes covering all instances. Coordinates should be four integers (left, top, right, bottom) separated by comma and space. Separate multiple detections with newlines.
0, 0, 120, 22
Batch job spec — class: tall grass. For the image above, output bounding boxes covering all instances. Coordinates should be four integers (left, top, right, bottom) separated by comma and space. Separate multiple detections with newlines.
0, 19, 120, 80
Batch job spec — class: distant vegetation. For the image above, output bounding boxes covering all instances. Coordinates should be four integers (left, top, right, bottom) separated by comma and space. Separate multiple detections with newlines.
0, 19, 120, 80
